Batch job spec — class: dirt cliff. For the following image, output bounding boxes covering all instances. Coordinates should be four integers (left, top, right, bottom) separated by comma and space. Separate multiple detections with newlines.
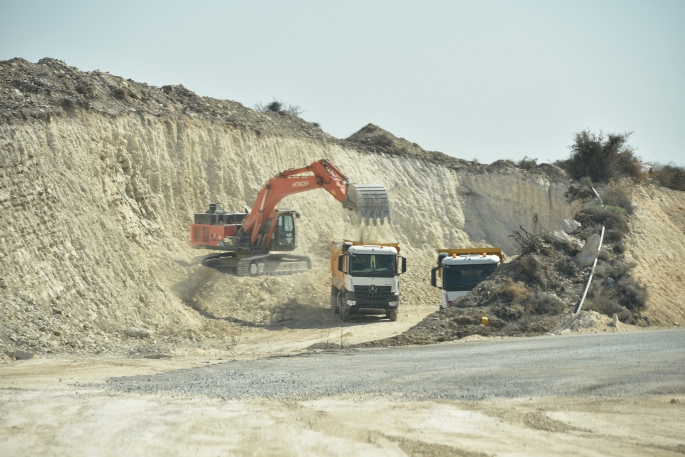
3, 57, 674, 357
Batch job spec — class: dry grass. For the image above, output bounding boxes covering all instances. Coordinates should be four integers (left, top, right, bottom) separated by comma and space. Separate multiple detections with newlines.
500, 279, 531, 300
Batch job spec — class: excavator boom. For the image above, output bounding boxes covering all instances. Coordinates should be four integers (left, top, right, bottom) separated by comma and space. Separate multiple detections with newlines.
243, 159, 390, 247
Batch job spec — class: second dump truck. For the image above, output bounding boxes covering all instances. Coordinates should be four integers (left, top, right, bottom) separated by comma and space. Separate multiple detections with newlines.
331, 241, 407, 322
431, 247, 503, 309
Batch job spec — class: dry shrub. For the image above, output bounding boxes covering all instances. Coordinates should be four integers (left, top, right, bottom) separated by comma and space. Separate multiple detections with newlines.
653, 163, 685, 191
556, 257, 579, 276
494, 303, 525, 321
575, 205, 628, 237
599, 185, 634, 214
617, 276, 648, 311
516, 156, 538, 170
585, 285, 631, 321
597, 249, 612, 261
500, 279, 531, 300
520, 255, 549, 289
529, 292, 565, 315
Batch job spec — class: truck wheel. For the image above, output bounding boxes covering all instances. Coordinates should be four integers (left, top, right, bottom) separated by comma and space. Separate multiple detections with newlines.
331, 288, 339, 314
387, 309, 398, 322
339, 294, 351, 322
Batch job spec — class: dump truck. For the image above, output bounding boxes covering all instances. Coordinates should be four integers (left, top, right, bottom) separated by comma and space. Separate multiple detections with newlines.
431, 247, 502, 309
191, 159, 391, 276
330, 240, 407, 322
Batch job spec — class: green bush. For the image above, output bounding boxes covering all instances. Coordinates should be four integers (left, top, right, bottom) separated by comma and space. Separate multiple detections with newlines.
558, 130, 644, 182
574, 205, 629, 236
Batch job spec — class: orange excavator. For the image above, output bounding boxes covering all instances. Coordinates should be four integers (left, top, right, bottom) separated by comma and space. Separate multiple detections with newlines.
191, 159, 391, 276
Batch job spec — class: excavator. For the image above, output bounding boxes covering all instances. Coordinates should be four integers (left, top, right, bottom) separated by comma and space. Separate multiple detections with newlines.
190, 159, 391, 276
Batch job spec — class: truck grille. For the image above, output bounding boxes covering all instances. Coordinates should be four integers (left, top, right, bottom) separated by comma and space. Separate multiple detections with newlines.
354, 285, 392, 303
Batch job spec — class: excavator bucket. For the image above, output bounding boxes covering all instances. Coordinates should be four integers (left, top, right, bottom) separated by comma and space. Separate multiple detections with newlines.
343, 184, 391, 224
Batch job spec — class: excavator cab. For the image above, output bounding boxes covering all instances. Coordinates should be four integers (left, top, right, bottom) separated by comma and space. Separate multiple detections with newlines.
272, 210, 297, 250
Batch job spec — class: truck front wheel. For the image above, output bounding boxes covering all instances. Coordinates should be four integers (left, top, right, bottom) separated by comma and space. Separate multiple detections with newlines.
331, 287, 339, 314
387, 309, 398, 322
339, 294, 351, 322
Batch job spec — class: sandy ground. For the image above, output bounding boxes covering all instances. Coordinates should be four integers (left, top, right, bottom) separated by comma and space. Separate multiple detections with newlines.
2, 339, 684, 457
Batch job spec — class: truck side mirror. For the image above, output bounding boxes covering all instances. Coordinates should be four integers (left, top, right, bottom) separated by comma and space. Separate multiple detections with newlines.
401, 257, 407, 274
431, 267, 438, 287
337, 255, 344, 273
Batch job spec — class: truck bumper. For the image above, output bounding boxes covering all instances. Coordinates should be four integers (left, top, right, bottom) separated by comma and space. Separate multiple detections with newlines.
344, 292, 399, 312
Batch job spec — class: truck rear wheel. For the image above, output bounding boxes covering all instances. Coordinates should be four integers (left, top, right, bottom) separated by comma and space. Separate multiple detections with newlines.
387, 309, 398, 321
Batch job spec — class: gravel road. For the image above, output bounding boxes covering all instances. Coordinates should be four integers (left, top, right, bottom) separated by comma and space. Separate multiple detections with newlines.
106, 329, 685, 400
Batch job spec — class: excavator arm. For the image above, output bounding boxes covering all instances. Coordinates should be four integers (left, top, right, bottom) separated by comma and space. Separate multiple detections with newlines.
242, 159, 390, 247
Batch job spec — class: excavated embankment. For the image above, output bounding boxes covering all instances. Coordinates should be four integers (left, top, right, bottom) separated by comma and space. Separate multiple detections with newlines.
2, 57, 658, 357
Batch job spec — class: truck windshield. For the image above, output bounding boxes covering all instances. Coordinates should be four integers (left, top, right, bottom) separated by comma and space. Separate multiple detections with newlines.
442, 264, 497, 291
350, 254, 396, 277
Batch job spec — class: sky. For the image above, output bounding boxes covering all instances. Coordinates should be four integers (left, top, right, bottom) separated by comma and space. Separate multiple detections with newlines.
1, 0, 683, 165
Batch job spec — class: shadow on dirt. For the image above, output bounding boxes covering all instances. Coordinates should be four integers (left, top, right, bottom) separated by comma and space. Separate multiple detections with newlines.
263, 301, 391, 331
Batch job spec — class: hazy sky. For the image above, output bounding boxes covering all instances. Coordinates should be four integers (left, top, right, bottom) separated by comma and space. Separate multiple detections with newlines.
1, 0, 683, 165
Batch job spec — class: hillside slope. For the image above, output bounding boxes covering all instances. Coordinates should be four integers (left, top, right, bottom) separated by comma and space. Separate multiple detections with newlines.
626, 185, 685, 326
0, 57, 622, 356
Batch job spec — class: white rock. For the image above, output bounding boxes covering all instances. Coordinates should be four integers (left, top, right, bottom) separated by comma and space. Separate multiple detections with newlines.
550, 230, 573, 244
124, 328, 152, 338
576, 234, 601, 267
561, 219, 581, 234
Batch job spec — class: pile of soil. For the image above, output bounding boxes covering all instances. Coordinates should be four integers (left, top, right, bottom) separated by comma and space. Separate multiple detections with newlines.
358, 184, 653, 348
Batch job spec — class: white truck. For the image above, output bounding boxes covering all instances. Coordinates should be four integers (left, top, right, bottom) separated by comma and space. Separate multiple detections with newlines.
330, 241, 407, 322
430, 247, 502, 309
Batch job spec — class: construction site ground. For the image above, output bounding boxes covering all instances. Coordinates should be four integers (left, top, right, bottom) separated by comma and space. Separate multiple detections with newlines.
2, 329, 684, 456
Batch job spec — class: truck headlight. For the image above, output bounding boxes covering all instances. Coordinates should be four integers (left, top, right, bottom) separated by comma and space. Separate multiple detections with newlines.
347, 300, 356, 306
389, 301, 398, 307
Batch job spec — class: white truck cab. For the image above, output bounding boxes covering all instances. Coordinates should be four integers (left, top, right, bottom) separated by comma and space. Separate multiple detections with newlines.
331, 241, 407, 322
430, 248, 502, 309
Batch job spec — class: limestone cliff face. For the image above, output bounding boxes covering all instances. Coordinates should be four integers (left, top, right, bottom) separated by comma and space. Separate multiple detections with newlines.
0, 58, 577, 351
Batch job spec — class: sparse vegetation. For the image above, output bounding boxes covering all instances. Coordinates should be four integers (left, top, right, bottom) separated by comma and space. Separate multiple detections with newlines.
529, 292, 566, 315
652, 163, 685, 191
516, 156, 538, 170
571, 185, 649, 322
555, 130, 645, 182
254, 98, 304, 116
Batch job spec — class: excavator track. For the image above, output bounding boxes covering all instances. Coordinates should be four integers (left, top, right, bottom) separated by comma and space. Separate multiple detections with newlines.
235, 254, 312, 277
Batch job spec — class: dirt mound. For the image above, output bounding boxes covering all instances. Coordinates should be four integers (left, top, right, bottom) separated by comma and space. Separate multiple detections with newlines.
357, 233, 584, 347
358, 184, 656, 348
